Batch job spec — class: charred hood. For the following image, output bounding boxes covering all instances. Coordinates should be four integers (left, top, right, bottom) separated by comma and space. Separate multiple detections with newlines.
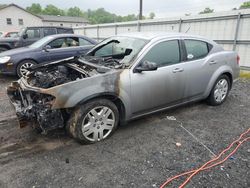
25, 56, 125, 89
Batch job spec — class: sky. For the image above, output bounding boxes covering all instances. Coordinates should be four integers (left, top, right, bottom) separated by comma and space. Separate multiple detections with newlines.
0, 0, 247, 18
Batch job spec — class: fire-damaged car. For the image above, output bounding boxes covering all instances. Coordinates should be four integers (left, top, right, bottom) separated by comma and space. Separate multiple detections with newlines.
7, 32, 240, 144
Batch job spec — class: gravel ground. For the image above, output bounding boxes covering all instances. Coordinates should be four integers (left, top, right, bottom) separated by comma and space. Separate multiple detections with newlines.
0, 75, 249, 188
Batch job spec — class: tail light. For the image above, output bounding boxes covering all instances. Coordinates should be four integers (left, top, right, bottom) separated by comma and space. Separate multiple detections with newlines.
237, 55, 240, 65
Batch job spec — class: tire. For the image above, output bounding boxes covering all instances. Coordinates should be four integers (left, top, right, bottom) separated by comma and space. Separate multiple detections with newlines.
17, 60, 37, 78
67, 99, 119, 144
0, 47, 8, 53
207, 74, 231, 106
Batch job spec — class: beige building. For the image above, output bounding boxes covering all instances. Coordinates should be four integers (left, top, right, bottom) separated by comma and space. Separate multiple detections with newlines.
0, 4, 89, 32
39, 15, 88, 28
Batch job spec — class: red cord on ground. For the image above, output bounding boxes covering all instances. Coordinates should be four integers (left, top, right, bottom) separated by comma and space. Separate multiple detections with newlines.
160, 128, 250, 188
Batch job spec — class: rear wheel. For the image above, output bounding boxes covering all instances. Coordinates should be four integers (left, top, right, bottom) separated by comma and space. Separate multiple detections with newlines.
207, 74, 230, 106
67, 99, 119, 144
17, 60, 37, 78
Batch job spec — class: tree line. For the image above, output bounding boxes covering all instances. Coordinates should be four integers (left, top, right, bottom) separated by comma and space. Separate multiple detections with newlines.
26, 3, 155, 24
198, 1, 250, 15
1, 1, 250, 24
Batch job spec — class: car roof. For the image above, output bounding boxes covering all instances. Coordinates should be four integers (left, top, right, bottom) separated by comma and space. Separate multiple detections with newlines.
117, 32, 211, 42
26, 26, 73, 29
46, 34, 97, 44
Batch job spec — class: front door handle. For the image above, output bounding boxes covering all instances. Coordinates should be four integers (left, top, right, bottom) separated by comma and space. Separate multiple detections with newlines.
172, 68, 184, 73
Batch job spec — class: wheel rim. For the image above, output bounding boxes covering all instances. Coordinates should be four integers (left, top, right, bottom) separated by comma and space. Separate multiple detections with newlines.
81, 106, 115, 142
19, 62, 34, 77
214, 78, 229, 103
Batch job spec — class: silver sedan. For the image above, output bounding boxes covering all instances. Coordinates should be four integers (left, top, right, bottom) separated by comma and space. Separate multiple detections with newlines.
8, 32, 240, 144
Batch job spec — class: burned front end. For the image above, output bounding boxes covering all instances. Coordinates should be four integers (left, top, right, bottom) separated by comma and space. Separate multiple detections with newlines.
7, 56, 124, 133
7, 81, 64, 133
6, 57, 99, 133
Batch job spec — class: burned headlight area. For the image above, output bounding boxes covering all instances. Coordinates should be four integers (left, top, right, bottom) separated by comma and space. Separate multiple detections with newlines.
7, 84, 64, 133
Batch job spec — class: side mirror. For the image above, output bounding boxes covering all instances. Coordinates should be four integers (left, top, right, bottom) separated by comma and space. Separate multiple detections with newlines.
43, 45, 51, 52
135, 61, 158, 73
22, 33, 28, 39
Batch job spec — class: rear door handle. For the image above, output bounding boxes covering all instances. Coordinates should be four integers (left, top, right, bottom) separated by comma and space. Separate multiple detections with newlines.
172, 68, 184, 73
209, 60, 217, 65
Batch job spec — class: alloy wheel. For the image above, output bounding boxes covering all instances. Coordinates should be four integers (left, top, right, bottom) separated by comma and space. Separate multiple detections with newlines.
214, 78, 229, 103
19, 62, 34, 77
81, 106, 115, 142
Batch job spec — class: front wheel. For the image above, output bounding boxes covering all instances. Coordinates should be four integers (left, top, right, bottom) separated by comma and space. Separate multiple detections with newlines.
67, 99, 119, 144
207, 75, 230, 106
17, 60, 37, 78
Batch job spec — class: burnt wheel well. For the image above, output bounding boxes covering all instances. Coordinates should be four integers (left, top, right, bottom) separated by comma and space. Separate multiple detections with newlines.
78, 94, 126, 124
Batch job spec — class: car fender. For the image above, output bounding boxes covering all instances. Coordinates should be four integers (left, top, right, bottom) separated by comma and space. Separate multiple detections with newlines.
203, 65, 233, 98
44, 71, 122, 108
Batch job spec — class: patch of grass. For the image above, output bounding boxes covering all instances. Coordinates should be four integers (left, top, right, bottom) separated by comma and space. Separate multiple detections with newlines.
240, 70, 250, 78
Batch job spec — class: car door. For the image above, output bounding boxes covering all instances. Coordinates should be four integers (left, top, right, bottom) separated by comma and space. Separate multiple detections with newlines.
22, 28, 41, 46
180, 39, 216, 99
130, 39, 186, 115
45, 37, 83, 61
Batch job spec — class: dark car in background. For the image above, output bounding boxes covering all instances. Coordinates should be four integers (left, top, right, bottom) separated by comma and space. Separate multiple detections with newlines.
0, 26, 74, 52
0, 34, 96, 77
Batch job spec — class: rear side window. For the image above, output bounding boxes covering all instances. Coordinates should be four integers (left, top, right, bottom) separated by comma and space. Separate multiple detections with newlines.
44, 28, 56, 36
141, 40, 180, 67
79, 38, 92, 46
57, 28, 73, 34
184, 40, 210, 60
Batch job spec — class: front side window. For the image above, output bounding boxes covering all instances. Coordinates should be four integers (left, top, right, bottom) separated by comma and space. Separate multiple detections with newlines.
26, 29, 40, 39
141, 40, 180, 67
48, 38, 66, 49
48, 37, 79, 49
184, 40, 209, 60
6, 18, 12, 25
44, 28, 56, 36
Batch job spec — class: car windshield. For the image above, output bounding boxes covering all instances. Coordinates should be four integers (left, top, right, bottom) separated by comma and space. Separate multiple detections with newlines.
85, 36, 148, 65
29, 36, 54, 48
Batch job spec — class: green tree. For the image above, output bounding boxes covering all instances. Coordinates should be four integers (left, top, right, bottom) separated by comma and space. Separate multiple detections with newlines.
240, 1, 250, 9
122, 14, 138, 22
87, 8, 116, 24
67, 7, 84, 17
149, 12, 155, 19
26, 3, 42, 14
199, 7, 214, 14
43, 4, 65, 16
